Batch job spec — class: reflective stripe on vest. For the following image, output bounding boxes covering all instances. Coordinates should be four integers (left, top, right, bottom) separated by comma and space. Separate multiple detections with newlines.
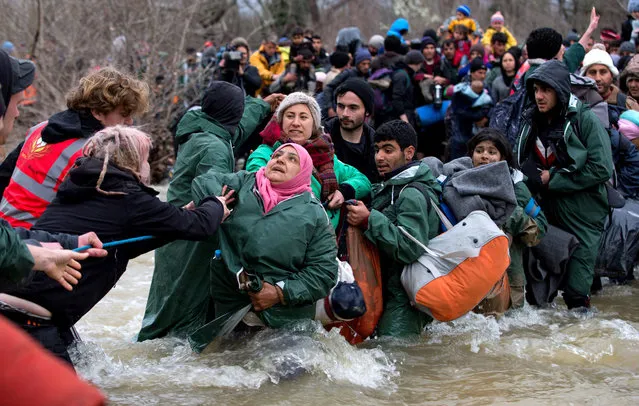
0, 122, 88, 229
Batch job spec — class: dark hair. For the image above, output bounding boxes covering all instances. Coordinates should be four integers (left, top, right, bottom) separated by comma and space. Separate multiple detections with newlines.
442, 39, 456, 49
467, 128, 513, 167
453, 24, 469, 35
374, 120, 417, 150
292, 26, 304, 36
422, 28, 439, 43
491, 32, 508, 45
311, 34, 322, 41
526, 27, 562, 60
384, 35, 403, 53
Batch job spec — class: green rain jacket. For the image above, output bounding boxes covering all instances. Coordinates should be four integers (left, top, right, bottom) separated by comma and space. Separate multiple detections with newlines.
0, 223, 34, 289
138, 97, 270, 342
188, 170, 337, 350
246, 142, 371, 228
364, 162, 441, 336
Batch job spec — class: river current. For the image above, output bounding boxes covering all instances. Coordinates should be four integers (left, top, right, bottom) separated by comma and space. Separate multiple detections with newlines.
71, 189, 639, 405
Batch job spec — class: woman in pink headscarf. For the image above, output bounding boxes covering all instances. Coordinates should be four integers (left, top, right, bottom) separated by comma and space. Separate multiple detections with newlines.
189, 143, 338, 348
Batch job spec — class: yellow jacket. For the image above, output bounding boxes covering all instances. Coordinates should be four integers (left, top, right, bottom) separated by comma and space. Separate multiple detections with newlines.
448, 17, 477, 34
481, 27, 518, 50
249, 45, 286, 95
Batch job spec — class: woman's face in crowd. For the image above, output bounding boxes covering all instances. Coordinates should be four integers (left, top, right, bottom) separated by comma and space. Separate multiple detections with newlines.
628, 78, 639, 99
472, 140, 502, 167
501, 53, 516, 74
281, 104, 314, 144
265, 145, 301, 184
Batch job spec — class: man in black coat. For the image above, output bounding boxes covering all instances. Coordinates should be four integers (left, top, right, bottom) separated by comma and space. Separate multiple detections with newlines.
324, 78, 378, 183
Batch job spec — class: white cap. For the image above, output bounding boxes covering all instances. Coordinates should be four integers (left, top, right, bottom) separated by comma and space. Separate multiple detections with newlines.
580, 49, 619, 77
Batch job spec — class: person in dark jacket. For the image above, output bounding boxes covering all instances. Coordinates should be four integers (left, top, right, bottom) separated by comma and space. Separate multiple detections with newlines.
311, 34, 331, 71
212, 37, 262, 97
323, 48, 372, 117
514, 60, 613, 310
374, 50, 421, 127
323, 78, 378, 182
269, 48, 317, 95
3, 126, 231, 364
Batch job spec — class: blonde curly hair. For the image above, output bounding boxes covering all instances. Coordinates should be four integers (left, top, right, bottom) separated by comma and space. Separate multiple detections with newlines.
66, 67, 150, 118
82, 125, 152, 195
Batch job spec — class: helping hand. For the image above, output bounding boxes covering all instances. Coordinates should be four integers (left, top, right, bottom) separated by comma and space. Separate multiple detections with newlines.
28, 245, 89, 291
216, 185, 236, 221
346, 200, 370, 227
77, 232, 108, 257
248, 282, 281, 311
326, 190, 345, 210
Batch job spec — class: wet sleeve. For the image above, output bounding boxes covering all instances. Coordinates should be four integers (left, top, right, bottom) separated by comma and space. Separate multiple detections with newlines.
334, 157, 371, 200
0, 223, 35, 284
365, 188, 431, 264
233, 96, 271, 151
548, 111, 614, 192
280, 210, 338, 305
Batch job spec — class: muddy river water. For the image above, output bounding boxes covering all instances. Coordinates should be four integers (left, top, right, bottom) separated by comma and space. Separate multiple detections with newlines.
71, 187, 639, 405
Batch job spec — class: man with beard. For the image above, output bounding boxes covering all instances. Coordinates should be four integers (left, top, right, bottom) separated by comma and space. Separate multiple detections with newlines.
582, 48, 639, 116
323, 78, 378, 182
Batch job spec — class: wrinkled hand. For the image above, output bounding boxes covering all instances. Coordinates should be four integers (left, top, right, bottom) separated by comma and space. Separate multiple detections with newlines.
326, 190, 345, 210
248, 282, 280, 311
216, 185, 236, 221
540, 170, 550, 185
77, 232, 107, 257
263, 93, 285, 112
28, 245, 89, 291
346, 200, 370, 227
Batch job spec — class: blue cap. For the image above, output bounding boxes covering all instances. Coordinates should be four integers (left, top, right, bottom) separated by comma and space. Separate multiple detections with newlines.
214, 249, 222, 258
456, 5, 471, 16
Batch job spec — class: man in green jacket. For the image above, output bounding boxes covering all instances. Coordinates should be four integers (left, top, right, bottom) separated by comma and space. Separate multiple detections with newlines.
346, 120, 441, 336
514, 60, 613, 309
138, 82, 283, 342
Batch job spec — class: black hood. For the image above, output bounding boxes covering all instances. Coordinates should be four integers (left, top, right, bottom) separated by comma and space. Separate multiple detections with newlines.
201, 81, 245, 136
56, 157, 157, 203
41, 109, 104, 144
525, 60, 571, 109
0, 50, 13, 117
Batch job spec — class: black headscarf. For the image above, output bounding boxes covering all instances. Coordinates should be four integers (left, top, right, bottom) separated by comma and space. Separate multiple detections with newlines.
201, 81, 245, 136
0, 50, 13, 117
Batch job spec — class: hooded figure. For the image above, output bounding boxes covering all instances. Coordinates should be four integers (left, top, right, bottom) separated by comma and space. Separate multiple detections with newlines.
514, 60, 613, 309
387, 18, 410, 43
138, 82, 273, 342
186, 143, 338, 351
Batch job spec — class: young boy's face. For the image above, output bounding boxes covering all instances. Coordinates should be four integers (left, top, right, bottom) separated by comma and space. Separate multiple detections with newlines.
443, 43, 456, 60
491, 20, 503, 32
453, 30, 465, 41
456, 11, 465, 19
292, 34, 304, 45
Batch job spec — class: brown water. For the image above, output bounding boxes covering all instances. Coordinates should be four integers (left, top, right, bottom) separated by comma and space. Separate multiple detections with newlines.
73, 250, 639, 405
72, 186, 639, 405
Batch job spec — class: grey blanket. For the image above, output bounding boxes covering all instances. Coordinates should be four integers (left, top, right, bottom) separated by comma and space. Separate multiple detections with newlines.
422, 157, 517, 226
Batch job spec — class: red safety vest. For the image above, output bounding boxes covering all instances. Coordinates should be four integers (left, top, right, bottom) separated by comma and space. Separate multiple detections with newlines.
0, 121, 87, 229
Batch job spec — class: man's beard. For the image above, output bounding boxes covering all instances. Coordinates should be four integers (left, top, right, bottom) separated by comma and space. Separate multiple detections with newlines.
339, 118, 364, 131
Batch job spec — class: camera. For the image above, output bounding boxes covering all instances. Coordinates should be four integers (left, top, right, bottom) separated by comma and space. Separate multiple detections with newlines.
222, 50, 242, 71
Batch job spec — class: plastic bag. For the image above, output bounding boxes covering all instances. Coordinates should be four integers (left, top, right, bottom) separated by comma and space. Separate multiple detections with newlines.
595, 198, 639, 279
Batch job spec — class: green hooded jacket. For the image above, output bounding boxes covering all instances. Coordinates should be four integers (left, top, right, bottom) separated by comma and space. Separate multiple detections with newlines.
138, 97, 270, 342
246, 142, 371, 228
188, 170, 337, 350
364, 162, 441, 336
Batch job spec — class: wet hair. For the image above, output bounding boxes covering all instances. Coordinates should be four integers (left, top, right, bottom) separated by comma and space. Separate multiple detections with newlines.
66, 67, 150, 117
491, 32, 508, 45
467, 128, 513, 167
374, 120, 417, 150
82, 125, 152, 195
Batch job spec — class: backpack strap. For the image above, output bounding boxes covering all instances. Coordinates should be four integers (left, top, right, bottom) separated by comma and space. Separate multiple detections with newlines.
400, 182, 455, 232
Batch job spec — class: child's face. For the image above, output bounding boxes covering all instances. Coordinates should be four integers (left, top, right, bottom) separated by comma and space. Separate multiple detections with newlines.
456, 11, 465, 20
472, 140, 502, 167
443, 44, 456, 59
470, 50, 482, 60
491, 21, 504, 31
453, 30, 465, 41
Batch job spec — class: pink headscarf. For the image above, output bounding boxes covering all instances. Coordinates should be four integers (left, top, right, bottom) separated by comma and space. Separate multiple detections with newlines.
618, 119, 639, 141
255, 143, 314, 213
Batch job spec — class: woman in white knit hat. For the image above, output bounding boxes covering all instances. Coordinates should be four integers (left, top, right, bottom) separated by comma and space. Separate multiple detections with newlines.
246, 92, 371, 229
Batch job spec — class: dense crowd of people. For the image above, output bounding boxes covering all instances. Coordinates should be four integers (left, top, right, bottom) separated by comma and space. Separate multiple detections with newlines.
2, 2, 639, 401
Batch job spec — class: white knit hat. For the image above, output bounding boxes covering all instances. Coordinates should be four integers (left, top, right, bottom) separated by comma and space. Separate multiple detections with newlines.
580, 49, 620, 77
275, 92, 322, 133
